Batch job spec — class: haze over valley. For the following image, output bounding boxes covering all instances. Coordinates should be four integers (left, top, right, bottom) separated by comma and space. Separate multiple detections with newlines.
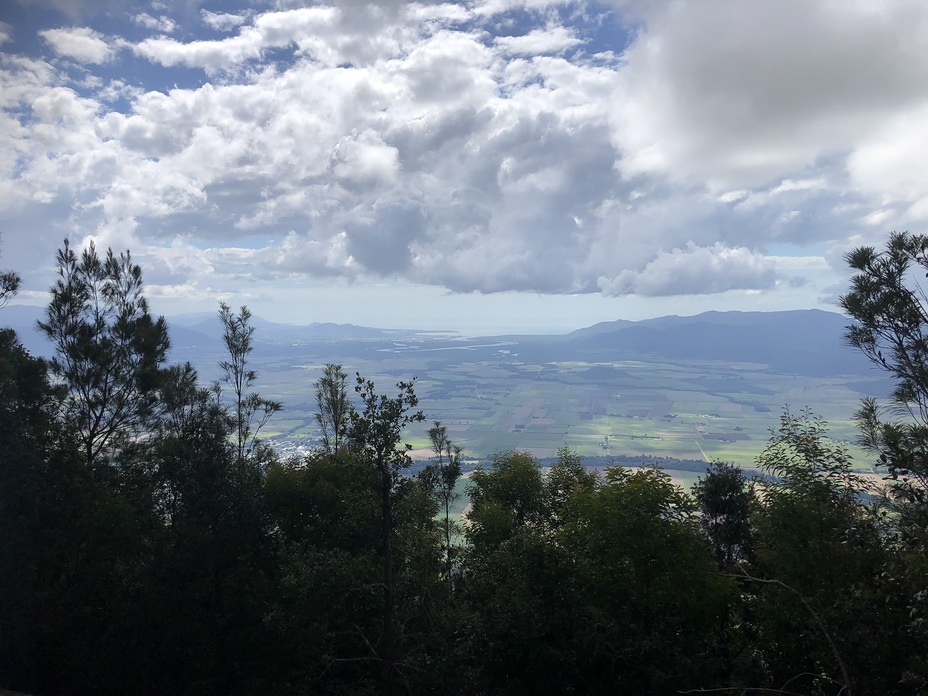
6, 303, 888, 474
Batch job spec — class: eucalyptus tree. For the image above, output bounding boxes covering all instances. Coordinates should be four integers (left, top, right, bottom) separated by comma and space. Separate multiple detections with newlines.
347, 374, 425, 689
693, 460, 755, 571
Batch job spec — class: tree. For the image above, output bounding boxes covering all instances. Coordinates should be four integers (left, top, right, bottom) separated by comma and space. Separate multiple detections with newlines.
37, 239, 169, 468
466, 450, 545, 552
745, 408, 897, 695
839, 232, 928, 689
462, 450, 582, 693
347, 374, 425, 689
314, 363, 350, 456
0, 234, 20, 308
543, 445, 597, 532
841, 231, 928, 495
215, 302, 281, 464
562, 467, 736, 692
421, 421, 463, 590
0, 327, 161, 696
464, 458, 733, 693
693, 461, 755, 571
137, 367, 275, 695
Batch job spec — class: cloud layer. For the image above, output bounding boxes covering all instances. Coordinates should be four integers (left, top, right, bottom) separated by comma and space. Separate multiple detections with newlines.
2, 0, 928, 324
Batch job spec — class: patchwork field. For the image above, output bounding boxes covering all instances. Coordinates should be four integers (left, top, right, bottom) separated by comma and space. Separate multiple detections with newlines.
186, 332, 889, 472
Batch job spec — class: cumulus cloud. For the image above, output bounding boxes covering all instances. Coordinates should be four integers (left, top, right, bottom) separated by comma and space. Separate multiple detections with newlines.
135, 7, 344, 73
39, 26, 113, 63
201, 10, 248, 32
495, 26, 583, 55
132, 13, 178, 33
611, 0, 928, 189
847, 104, 928, 221
134, 31, 264, 73
4, 0, 927, 316
598, 244, 777, 297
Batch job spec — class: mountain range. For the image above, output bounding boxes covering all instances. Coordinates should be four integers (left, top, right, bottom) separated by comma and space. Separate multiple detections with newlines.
0, 305, 880, 379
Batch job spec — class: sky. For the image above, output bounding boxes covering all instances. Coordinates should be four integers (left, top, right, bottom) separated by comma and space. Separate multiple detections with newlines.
1, 0, 927, 334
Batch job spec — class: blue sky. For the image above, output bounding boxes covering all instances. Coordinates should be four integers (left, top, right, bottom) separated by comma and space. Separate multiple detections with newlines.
2, 0, 927, 334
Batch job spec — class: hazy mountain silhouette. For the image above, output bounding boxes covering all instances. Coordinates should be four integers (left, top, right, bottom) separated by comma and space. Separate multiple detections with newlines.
0, 304, 882, 378
557, 309, 874, 377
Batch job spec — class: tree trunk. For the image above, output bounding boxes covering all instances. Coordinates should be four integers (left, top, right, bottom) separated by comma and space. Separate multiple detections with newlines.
378, 455, 397, 692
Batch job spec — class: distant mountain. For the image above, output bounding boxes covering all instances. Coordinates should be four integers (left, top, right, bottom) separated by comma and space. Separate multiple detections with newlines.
0, 304, 886, 379
560, 309, 874, 377
0, 304, 434, 356
171, 316, 424, 346
566, 318, 636, 339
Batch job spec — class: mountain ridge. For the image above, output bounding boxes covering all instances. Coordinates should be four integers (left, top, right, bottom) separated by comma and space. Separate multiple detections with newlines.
0, 305, 875, 377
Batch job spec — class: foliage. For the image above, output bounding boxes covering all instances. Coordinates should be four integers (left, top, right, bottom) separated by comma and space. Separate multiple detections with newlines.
0, 328, 154, 694
314, 363, 350, 456
840, 231, 928, 690
8, 235, 928, 694
36, 239, 170, 468
346, 374, 426, 690
467, 450, 545, 551
215, 302, 282, 464
462, 450, 583, 693
0, 233, 19, 308
420, 421, 463, 589
693, 460, 754, 570
565, 467, 736, 692
841, 231, 928, 495
132, 375, 273, 693
746, 408, 900, 694
758, 407, 862, 497
543, 445, 597, 531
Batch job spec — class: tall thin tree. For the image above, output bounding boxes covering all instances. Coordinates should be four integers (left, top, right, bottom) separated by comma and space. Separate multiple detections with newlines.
423, 421, 462, 591
314, 363, 350, 456
348, 374, 424, 690
215, 302, 281, 463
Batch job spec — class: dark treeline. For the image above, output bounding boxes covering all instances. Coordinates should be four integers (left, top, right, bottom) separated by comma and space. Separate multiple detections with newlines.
3, 234, 928, 695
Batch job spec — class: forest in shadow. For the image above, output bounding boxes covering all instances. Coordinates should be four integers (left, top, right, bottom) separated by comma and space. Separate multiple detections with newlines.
2, 235, 928, 695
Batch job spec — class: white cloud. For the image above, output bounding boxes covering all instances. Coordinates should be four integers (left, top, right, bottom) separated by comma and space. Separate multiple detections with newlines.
472, 0, 573, 19
6, 0, 928, 322
39, 26, 113, 64
201, 10, 248, 32
132, 13, 178, 33
598, 243, 777, 297
134, 31, 264, 73
332, 130, 401, 187
767, 255, 829, 271
847, 104, 928, 221
135, 7, 345, 73
495, 26, 583, 55
407, 3, 471, 24
611, 0, 928, 189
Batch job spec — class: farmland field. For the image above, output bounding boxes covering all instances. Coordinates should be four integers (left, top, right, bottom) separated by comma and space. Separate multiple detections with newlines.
184, 331, 888, 472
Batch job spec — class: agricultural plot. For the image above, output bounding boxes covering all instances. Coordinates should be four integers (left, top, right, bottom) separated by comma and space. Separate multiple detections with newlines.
183, 333, 889, 471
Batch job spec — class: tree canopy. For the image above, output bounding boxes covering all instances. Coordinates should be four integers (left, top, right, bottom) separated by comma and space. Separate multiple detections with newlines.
1, 235, 928, 694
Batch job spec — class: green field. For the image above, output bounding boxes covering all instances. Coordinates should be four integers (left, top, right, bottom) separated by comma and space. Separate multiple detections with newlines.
190, 338, 887, 471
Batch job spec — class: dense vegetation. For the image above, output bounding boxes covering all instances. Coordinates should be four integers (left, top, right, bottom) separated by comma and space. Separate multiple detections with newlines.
2, 235, 928, 695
